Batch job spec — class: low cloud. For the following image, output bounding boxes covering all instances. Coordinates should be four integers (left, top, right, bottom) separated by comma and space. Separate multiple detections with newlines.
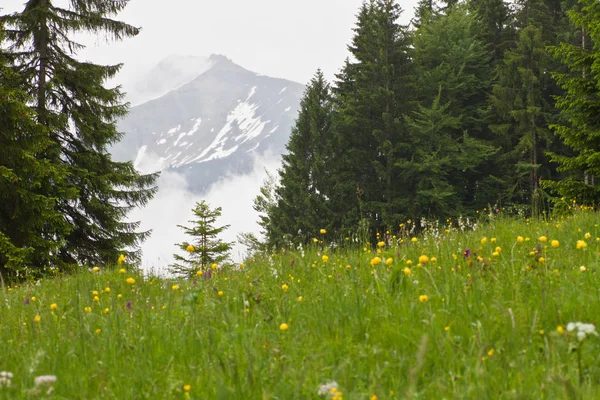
128, 153, 281, 275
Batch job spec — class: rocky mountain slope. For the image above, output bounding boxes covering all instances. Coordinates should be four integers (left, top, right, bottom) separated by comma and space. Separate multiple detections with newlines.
112, 54, 304, 193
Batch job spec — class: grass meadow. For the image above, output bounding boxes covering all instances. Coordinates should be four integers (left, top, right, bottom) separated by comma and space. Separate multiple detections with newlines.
2, 211, 600, 399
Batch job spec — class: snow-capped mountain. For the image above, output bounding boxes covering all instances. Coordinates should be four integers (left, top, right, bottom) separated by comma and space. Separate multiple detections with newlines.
123, 55, 214, 106
112, 54, 304, 193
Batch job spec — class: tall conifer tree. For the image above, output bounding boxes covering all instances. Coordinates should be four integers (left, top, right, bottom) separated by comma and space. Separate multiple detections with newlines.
332, 0, 415, 235
0, 0, 158, 268
0, 28, 74, 276
270, 70, 334, 244
489, 0, 556, 214
543, 0, 600, 204
409, 5, 496, 216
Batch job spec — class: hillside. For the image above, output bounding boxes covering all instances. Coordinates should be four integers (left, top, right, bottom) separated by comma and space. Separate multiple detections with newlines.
2, 211, 600, 398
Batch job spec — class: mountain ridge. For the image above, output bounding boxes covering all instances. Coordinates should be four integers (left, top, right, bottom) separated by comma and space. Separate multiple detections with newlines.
112, 54, 304, 193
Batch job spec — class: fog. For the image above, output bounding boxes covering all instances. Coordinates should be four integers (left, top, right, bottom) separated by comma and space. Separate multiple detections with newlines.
129, 154, 282, 275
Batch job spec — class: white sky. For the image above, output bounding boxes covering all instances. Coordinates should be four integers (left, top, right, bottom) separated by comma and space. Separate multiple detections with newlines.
2, 0, 417, 84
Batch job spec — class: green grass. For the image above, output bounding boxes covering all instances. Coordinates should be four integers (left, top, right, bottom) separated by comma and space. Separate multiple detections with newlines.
2, 212, 600, 399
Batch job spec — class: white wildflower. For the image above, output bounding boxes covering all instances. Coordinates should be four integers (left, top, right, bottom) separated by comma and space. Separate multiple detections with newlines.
566, 322, 598, 341
0, 371, 13, 388
34, 375, 57, 387
318, 381, 339, 396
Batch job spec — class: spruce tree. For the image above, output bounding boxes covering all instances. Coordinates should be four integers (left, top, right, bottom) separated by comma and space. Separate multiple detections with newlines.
489, 0, 556, 214
410, 5, 496, 215
269, 70, 334, 245
0, 0, 158, 268
0, 29, 74, 277
332, 0, 415, 236
543, 0, 600, 204
171, 201, 233, 277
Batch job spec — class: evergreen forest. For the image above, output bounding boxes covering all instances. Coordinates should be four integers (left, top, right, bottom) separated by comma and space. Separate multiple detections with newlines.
2, 0, 600, 272
261, 0, 600, 248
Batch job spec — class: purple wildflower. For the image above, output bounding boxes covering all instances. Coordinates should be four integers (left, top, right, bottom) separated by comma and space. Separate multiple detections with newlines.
463, 249, 471, 258
24, 298, 30, 305
126, 301, 131, 309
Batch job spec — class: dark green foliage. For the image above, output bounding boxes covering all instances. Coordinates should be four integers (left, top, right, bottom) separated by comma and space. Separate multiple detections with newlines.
0, 0, 158, 269
171, 201, 233, 277
332, 0, 415, 235
489, 0, 559, 214
411, 5, 497, 214
0, 31, 74, 277
543, 0, 600, 204
268, 70, 335, 245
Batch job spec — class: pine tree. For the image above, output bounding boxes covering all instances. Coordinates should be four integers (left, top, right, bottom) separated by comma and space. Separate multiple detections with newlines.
489, 0, 556, 214
171, 201, 233, 277
332, 0, 415, 236
0, 29, 74, 277
0, 0, 158, 268
269, 70, 334, 245
410, 5, 496, 215
468, 0, 515, 63
543, 0, 600, 204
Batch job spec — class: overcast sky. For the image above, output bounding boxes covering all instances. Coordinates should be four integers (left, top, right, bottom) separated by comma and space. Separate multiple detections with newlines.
2, 0, 417, 84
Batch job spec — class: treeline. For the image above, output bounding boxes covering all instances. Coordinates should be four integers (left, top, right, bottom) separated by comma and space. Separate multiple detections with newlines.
0, 1, 156, 277
257, 0, 600, 247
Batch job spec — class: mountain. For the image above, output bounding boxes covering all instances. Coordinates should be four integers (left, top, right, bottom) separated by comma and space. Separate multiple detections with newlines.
123, 55, 214, 106
112, 54, 304, 193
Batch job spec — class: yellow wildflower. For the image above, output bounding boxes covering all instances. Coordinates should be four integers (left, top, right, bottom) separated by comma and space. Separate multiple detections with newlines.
126, 278, 135, 285
481, 237, 488, 245
403, 267, 411, 276
320, 229, 326, 234
117, 254, 127, 264
585, 232, 592, 239
104, 287, 110, 293
218, 291, 224, 296
186, 245, 195, 252
411, 237, 418, 243
430, 257, 437, 263
377, 241, 385, 247
370, 257, 382, 266
385, 258, 393, 266
183, 385, 191, 392
279, 323, 289, 331
419, 295, 429, 303
172, 284, 180, 291
577, 240, 587, 249
34, 315, 41, 323
211, 263, 218, 270
119, 268, 126, 274
517, 236, 524, 243
557, 325, 564, 334
418, 255, 429, 264
50, 303, 57, 310
322, 255, 329, 262
539, 236, 548, 243
551, 240, 559, 248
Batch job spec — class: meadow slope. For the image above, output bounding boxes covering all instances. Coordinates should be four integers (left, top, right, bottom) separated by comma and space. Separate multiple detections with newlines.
2, 212, 600, 399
